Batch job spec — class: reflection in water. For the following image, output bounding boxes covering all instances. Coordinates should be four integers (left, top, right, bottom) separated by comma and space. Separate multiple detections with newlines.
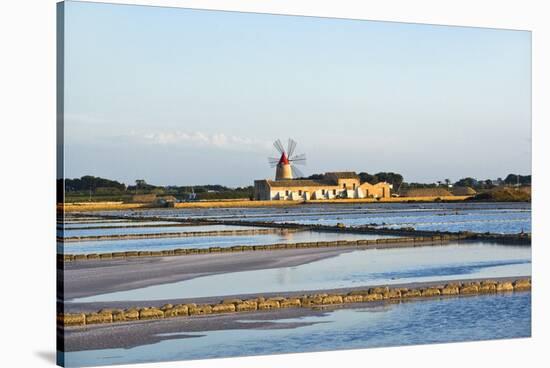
276, 268, 291, 285
62, 231, 394, 254
279, 229, 295, 241
61, 224, 268, 238
64, 292, 531, 367
61, 221, 180, 229
73, 242, 531, 302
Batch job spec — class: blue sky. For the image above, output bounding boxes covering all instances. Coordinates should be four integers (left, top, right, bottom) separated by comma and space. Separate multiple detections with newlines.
63, 1, 531, 187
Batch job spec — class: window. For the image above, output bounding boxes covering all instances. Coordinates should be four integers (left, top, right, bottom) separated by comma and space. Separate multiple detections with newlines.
333, 189, 336, 195
343, 183, 347, 189
285, 190, 289, 196
353, 183, 356, 190
322, 189, 325, 195
299, 190, 302, 195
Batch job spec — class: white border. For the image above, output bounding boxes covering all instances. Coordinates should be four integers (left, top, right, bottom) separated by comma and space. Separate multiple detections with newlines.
1, 1, 548, 368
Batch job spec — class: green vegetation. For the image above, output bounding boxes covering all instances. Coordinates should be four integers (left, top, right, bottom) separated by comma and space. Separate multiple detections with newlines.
504, 174, 531, 186
452, 175, 531, 190
65, 175, 126, 191
358, 172, 404, 189
60, 177, 253, 203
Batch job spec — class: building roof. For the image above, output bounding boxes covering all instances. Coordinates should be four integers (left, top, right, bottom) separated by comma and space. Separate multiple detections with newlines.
325, 171, 359, 179
266, 179, 333, 188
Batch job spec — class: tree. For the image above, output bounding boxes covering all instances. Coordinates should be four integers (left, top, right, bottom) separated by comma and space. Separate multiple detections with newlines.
455, 177, 478, 188
504, 174, 531, 186
373, 172, 404, 188
64, 176, 126, 192
358, 172, 377, 184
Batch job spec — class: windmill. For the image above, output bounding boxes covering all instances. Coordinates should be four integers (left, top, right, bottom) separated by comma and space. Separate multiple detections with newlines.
268, 138, 307, 180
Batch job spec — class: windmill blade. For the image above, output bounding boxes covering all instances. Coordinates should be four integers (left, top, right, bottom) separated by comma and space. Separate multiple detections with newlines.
268, 157, 280, 168
273, 139, 285, 154
289, 153, 306, 165
287, 138, 297, 158
291, 165, 305, 179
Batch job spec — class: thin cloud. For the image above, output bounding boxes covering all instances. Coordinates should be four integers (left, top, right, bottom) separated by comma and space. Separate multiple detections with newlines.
137, 131, 273, 152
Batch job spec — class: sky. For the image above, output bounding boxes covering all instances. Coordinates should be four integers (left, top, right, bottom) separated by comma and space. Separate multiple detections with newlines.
62, 1, 532, 187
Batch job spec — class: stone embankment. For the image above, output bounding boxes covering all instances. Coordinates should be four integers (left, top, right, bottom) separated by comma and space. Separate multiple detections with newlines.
58, 278, 531, 327
218, 220, 531, 245
59, 222, 217, 230
60, 234, 464, 262
59, 228, 299, 243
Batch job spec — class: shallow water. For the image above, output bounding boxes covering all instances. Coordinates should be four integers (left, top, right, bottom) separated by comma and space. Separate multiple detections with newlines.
279, 211, 531, 234
96, 202, 531, 234
63, 292, 531, 367
60, 224, 266, 238
73, 242, 531, 302
61, 221, 180, 229
61, 231, 395, 255
99, 202, 529, 219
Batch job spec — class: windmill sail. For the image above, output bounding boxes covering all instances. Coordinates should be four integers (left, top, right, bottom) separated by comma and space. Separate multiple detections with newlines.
268, 138, 307, 180
273, 139, 285, 154
291, 165, 305, 179
287, 138, 297, 158
290, 153, 306, 165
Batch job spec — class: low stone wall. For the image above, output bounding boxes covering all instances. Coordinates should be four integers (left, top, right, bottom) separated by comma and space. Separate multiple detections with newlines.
61, 222, 218, 231
58, 278, 531, 327
59, 228, 300, 243
60, 235, 467, 262
219, 220, 531, 245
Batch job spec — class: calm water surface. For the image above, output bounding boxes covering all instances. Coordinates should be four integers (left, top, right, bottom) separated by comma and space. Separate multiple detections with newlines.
62, 231, 395, 255
64, 292, 531, 367
73, 242, 531, 302
96, 202, 531, 234
61, 224, 266, 237
61, 221, 181, 229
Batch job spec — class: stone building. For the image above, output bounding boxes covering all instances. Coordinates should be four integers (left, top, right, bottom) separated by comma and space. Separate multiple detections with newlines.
254, 171, 392, 201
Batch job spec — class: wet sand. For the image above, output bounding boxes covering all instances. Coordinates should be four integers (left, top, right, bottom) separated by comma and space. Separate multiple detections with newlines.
62, 246, 358, 300
61, 307, 329, 351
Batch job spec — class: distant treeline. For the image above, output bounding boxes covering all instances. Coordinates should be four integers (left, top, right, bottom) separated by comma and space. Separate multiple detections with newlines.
300, 172, 531, 192
59, 176, 253, 202
65, 176, 126, 192
451, 174, 531, 189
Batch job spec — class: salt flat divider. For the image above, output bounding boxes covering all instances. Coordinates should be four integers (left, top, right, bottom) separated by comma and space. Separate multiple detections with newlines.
59, 228, 300, 243
59, 234, 530, 262
58, 278, 531, 327
61, 222, 219, 230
